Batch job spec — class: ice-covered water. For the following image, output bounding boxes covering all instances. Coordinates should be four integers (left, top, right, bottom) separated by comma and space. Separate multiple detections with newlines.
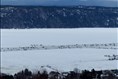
1, 28, 118, 74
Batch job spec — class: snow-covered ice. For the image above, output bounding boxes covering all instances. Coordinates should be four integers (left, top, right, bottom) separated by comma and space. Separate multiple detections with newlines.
1, 28, 118, 74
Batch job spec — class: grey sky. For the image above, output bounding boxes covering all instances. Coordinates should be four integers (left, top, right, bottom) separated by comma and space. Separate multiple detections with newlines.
1, 0, 118, 7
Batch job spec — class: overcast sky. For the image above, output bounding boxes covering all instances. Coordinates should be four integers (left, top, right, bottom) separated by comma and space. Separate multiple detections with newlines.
1, 0, 118, 7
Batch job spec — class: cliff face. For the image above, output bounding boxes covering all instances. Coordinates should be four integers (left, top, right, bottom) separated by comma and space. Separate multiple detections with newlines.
1, 6, 118, 28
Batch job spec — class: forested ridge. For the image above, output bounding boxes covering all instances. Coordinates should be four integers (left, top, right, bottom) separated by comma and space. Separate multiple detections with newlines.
1, 5, 118, 28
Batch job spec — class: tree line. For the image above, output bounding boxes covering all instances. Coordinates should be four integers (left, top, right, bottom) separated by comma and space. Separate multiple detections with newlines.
1, 68, 118, 79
